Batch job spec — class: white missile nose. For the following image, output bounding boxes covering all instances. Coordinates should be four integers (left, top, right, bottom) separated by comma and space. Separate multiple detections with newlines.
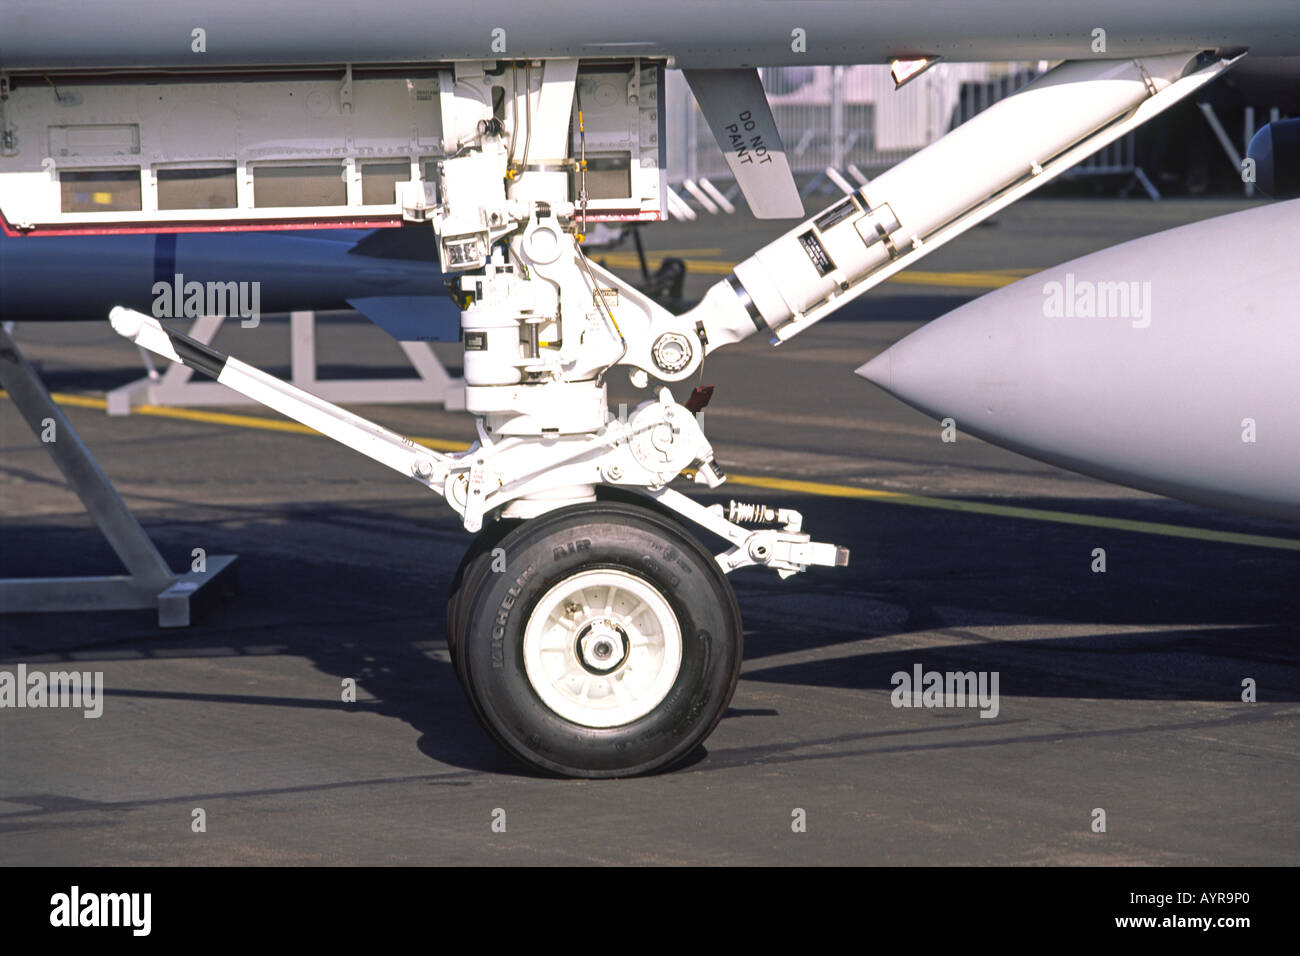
849, 293, 1015, 426
109, 306, 147, 339
855, 351, 892, 389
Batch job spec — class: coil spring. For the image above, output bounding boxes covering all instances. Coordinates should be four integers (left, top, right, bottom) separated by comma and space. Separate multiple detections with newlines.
727, 500, 779, 525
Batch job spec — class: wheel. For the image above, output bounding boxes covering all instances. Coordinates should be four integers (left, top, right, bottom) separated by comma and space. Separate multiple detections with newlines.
456, 500, 743, 778
446, 517, 521, 687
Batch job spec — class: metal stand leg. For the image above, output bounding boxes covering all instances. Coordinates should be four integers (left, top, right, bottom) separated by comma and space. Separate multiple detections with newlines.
1198, 101, 1253, 197
1132, 167, 1162, 201
0, 325, 237, 627
285, 310, 465, 409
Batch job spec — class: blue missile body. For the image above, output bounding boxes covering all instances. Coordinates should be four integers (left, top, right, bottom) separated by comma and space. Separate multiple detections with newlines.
0, 227, 460, 341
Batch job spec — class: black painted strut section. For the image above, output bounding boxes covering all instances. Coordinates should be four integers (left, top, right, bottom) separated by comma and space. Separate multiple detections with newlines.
167, 329, 228, 380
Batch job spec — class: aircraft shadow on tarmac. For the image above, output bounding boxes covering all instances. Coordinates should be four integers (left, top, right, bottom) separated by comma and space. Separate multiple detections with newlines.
2, 489, 1297, 778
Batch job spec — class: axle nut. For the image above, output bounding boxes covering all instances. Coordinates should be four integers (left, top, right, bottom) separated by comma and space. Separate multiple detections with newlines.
652, 332, 692, 374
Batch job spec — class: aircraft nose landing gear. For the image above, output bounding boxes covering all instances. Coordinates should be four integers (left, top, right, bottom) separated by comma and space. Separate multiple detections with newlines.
449, 500, 743, 778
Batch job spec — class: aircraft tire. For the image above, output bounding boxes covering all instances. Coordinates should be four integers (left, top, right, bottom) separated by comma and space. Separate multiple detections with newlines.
456, 500, 742, 778
446, 517, 522, 688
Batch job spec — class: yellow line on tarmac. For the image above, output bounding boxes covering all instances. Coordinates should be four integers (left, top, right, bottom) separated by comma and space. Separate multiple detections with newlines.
595, 253, 1027, 289
594, 253, 734, 275
11, 390, 1299, 552
885, 270, 1023, 289
3, 390, 469, 452
598, 247, 725, 256
720, 472, 1300, 553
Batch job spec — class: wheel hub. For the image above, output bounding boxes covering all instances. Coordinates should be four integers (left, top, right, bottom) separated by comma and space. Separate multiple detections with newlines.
576, 620, 629, 673
523, 568, 683, 728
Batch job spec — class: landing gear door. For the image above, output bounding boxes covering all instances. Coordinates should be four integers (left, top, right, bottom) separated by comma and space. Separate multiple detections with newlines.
683, 67, 803, 219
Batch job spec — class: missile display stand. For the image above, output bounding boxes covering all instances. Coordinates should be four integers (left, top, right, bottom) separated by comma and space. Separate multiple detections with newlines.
0, 324, 237, 626
106, 309, 464, 416
112, 51, 1238, 776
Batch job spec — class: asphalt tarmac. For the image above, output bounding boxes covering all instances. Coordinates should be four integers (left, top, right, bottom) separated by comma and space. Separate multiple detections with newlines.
2, 197, 1297, 865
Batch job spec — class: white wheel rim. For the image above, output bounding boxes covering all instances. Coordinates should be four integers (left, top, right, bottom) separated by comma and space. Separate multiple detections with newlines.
522, 568, 683, 728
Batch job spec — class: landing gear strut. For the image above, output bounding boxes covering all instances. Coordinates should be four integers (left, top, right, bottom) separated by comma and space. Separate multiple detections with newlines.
448, 500, 742, 778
